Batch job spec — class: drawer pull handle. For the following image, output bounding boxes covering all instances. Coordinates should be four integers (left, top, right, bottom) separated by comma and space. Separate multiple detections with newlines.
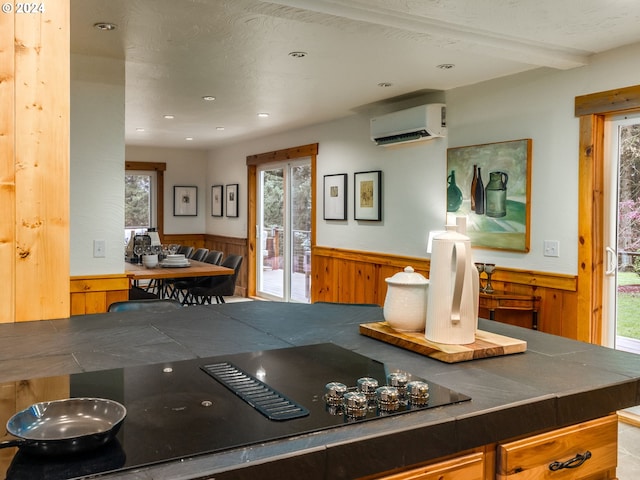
549, 450, 592, 471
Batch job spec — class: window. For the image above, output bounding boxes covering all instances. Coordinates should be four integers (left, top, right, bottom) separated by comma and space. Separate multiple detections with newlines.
125, 171, 156, 243
124, 162, 166, 244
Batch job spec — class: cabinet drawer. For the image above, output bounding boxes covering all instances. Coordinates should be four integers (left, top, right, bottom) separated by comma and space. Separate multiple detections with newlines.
375, 452, 484, 479
497, 414, 618, 479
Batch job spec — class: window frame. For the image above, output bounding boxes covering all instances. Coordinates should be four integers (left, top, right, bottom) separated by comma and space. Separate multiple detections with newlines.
125, 161, 166, 239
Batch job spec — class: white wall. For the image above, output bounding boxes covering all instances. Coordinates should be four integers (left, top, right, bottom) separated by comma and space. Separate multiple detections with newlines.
447, 41, 640, 274
208, 94, 448, 257
70, 56, 209, 276
70, 42, 640, 278
207, 42, 640, 276
208, 115, 447, 255
70, 54, 125, 275
125, 146, 209, 234
446, 68, 580, 273
205, 143, 253, 238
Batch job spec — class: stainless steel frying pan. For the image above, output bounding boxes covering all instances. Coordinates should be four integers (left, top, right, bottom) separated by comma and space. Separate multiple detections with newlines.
1, 397, 126, 455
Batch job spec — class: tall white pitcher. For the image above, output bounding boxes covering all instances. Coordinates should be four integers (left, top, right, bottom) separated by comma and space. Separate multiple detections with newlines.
425, 225, 479, 344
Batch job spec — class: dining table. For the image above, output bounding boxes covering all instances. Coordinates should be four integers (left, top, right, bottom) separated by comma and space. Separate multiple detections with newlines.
125, 259, 234, 299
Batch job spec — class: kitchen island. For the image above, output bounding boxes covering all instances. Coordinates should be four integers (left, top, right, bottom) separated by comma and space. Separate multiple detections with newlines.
1, 302, 639, 479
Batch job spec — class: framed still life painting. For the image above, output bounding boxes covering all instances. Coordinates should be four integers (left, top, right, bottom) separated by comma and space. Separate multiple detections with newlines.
446, 139, 532, 252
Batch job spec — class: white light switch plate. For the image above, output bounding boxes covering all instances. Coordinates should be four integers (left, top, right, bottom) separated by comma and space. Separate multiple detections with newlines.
93, 239, 106, 258
543, 240, 560, 257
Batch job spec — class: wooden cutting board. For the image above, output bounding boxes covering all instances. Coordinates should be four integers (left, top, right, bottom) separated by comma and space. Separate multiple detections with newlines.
359, 322, 527, 363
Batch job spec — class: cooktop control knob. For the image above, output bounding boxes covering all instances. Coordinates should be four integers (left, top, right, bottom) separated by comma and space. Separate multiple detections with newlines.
357, 377, 379, 403
324, 382, 348, 406
342, 391, 368, 418
375, 385, 400, 411
406, 380, 430, 406
387, 371, 409, 398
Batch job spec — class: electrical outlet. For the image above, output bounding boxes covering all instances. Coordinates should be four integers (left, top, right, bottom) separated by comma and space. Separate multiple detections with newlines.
93, 239, 106, 258
543, 240, 560, 257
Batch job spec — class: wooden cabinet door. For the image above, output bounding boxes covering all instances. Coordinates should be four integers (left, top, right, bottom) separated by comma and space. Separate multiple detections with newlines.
497, 414, 618, 479
374, 452, 484, 480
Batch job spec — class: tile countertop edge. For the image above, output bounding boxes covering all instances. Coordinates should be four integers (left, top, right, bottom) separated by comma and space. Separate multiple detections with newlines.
91, 390, 640, 480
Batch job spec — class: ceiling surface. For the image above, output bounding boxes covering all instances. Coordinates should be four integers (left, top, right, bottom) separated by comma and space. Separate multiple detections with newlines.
70, 0, 640, 149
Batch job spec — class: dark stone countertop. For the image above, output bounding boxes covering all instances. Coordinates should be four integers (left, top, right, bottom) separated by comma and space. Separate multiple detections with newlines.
11, 302, 640, 479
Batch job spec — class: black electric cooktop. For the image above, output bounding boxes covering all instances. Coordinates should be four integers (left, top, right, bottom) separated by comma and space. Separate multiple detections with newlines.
3, 343, 470, 480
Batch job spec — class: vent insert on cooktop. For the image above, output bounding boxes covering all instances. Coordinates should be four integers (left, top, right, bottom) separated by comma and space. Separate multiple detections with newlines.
201, 362, 310, 421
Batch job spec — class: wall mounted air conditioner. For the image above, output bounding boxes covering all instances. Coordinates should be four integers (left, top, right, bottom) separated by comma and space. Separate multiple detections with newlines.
370, 104, 446, 146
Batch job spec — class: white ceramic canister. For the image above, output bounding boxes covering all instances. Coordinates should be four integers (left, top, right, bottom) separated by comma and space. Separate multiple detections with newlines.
383, 266, 429, 332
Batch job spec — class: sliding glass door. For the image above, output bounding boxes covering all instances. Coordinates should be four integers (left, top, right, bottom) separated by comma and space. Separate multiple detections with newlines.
604, 114, 640, 351
256, 159, 311, 302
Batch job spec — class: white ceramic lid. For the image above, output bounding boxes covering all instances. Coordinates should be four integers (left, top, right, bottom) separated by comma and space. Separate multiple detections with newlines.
385, 266, 428, 285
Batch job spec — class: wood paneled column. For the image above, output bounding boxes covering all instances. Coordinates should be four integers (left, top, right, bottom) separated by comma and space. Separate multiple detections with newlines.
0, 1, 70, 322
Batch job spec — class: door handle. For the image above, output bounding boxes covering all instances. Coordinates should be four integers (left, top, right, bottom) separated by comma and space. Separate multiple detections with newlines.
605, 246, 617, 275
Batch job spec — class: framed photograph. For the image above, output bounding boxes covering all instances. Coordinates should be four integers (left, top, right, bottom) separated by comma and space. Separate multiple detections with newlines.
323, 173, 347, 220
226, 183, 239, 217
173, 186, 198, 216
211, 185, 223, 217
354, 170, 382, 221
446, 138, 532, 252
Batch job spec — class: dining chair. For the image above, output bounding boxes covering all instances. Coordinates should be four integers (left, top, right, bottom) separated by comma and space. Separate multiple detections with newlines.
129, 286, 159, 300
188, 255, 243, 304
162, 245, 200, 297
190, 248, 209, 262
108, 299, 183, 313
204, 250, 223, 265
177, 245, 194, 258
172, 250, 225, 304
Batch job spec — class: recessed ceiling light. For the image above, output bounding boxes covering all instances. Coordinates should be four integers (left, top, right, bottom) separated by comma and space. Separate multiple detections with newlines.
185, 137, 194, 141
202, 96, 216, 101
257, 112, 270, 118
216, 127, 225, 131
94, 22, 117, 31
163, 114, 175, 119
136, 128, 145, 132
436, 64, 455, 70
377, 82, 393, 88
288, 51, 307, 58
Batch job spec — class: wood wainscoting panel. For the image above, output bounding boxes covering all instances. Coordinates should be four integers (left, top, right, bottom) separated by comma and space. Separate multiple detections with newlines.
312, 247, 580, 339
162, 234, 206, 250
204, 235, 248, 297
70, 275, 130, 316
312, 247, 428, 305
